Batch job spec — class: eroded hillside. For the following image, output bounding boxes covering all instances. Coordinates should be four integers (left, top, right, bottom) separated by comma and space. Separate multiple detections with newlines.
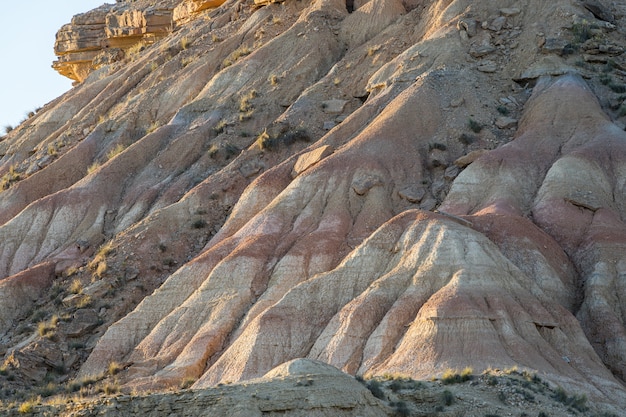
0, 0, 625, 412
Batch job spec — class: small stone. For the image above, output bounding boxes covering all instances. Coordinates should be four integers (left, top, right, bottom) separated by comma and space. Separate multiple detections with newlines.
65, 309, 101, 338
600, 44, 623, 54
398, 187, 426, 203
450, 97, 465, 107
323, 121, 336, 130
505, 95, 520, 106
541, 38, 571, 55
125, 267, 139, 281
36, 155, 53, 170
83, 279, 111, 297
477, 61, 498, 73
420, 198, 438, 211
584, 54, 608, 63
583, 0, 615, 23
454, 149, 489, 168
495, 117, 518, 129
239, 161, 264, 178
514, 55, 573, 82
488, 16, 506, 32
444, 165, 460, 180
428, 149, 447, 168
470, 43, 496, 58
62, 293, 82, 307
292, 145, 334, 177
457, 18, 478, 37
500, 7, 521, 17
352, 175, 383, 196
321, 99, 348, 114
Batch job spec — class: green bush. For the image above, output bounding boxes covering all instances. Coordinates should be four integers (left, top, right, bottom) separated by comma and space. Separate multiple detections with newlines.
552, 386, 588, 412
468, 118, 482, 133
441, 367, 473, 384
571, 20, 594, 43
441, 389, 454, 406
459, 133, 476, 145
256, 128, 310, 151
191, 219, 207, 229
552, 386, 568, 403
37, 382, 59, 398
609, 83, 626, 93
390, 400, 410, 416
366, 379, 385, 400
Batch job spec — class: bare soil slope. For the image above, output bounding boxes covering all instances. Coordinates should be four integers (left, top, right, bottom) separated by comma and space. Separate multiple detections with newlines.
1, 0, 625, 411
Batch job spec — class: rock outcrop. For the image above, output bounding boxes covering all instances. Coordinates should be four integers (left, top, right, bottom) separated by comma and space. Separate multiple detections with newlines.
53, 0, 227, 83
3, 360, 392, 416
173, 0, 228, 25
2, 0, 626, 411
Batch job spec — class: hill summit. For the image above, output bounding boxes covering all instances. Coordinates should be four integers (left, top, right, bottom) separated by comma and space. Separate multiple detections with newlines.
0, 0, 625, 414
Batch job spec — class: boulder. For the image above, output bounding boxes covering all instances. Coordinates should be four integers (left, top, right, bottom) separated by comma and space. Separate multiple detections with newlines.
53, 1, 180, 82
292, 145, 334, 178
173, 0, 227, 25
339, 0, 406, 49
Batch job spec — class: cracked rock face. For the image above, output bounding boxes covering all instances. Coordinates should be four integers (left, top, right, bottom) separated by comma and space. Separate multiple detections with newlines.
52, 0, 222, 83
1, 0, 626, 409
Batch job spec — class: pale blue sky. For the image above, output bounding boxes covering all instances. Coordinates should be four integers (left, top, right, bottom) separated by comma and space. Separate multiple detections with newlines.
0, 1, 108, 131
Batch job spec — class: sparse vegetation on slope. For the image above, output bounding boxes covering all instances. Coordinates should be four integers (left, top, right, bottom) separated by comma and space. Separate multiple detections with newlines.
0, 0, 626, 414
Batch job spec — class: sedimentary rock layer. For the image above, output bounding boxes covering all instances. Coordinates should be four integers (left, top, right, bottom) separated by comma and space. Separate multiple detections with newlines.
1, 0, 625, 408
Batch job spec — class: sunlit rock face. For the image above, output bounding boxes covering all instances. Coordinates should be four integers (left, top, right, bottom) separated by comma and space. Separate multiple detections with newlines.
1, 0, 626, 409
53, 0, 227, 83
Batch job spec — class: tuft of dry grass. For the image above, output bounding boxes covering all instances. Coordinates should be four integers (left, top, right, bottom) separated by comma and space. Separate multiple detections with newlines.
213, 119, 227, 134
107, 362, 122, 376
239, 90, 257, 113
367, 45, 380, 56
88, 242, 114, 279
18, 399, 37, 414
180, 377, 196, 389
69, 279, 83, 294
37, 315, 59, 339
222, 45, 252, 67
441, 367, 473, 384
76, 294, 93, 309
146, 121, 161, 134
106, 144, 126, 161
126, 42, 145, 58
87, 162, 101, 175
1, 165, 21, 190
94, 260, 107, 279
181, 36, 191, 50
47, 143, 58, 156
461, 367, 473, 379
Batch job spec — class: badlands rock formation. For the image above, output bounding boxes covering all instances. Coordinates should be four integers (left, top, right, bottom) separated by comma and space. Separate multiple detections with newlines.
1, 0, 626, 411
